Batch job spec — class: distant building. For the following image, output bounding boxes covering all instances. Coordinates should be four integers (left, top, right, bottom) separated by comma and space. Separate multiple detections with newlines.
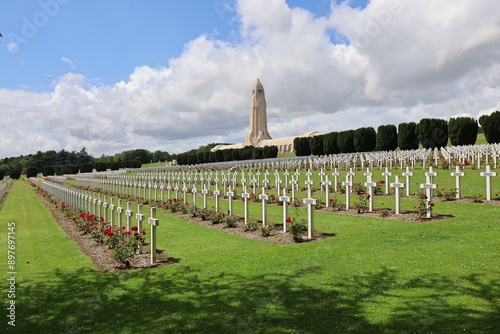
212, 79, 321, 153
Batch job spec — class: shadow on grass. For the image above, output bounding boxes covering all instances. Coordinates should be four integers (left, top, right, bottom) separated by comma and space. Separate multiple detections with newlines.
3, 267, 499, 333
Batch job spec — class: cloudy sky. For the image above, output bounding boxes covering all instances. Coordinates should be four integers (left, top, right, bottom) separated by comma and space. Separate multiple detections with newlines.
1, 0, 500, 159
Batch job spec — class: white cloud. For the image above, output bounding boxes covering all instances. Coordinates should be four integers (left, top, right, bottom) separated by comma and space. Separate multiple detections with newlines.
61, 57, 77, 70
6, 42, 19, 53
1, 0, 500, 159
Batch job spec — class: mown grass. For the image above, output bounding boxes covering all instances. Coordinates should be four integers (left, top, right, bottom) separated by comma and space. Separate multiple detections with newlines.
1, 175, 499, 333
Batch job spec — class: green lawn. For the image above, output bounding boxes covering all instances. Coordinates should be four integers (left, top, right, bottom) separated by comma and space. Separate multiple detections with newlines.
1, 177, 499, 333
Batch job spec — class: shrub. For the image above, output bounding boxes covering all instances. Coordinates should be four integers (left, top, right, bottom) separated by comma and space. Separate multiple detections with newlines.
354, 127, 376, 152
337, 130, 355, 153
479, 111, 500, 144
416, 118, 448, 149
354, 195, 370, 214
289, 219, 307, 242
376, 124, 398, 151
323, 132, 340, 155
448, 117, 478, 146
398, 122, 419, 150
259, 224, 274, 237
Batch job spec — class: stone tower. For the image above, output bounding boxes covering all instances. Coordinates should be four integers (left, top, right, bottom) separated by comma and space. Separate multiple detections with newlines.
243, 79, 272, 146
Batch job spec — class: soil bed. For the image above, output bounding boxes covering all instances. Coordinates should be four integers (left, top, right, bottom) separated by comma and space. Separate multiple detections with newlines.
34, 189, 173, 272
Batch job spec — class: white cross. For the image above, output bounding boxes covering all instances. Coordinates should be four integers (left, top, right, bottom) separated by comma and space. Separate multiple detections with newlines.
450, 166, 465, 199
480, 165, 497, 200
227, 186, 235, 216
125, 201, 133, 232
382, 167, 392, 195
148, 207, 159, 264
390, 176, 405, 215
402, 167, 414, 197
419, 175, 437, 219
279, 195, 291, 232
342, 177, 353, 210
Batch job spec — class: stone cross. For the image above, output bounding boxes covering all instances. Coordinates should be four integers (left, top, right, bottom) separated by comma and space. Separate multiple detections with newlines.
103, 196, 108, 223
425, 166, 438, 197
213, 183, 221, 212
93, 197, 98, 216
332, 169, 340, 192
116, 199, 124, 228
202, 184, 209, 209
342, 176, 353, 210
420, 172, 437, 218
346, 168, 356, 186
97, 195, 103, 220
154, 184, 158, 201
192, 186, 198, 208
136, 203, 145, 253
167, 179, 172, 200
402, 167, 414, 197
382, 167, 392, 195
275, 175, 283, 198
289, 177, 298, 200
480, 165, 497, 200
241, 191, 251, 225
318, 169, 326, 191
305, 169, 314, 198
174, 182, 180, 201
450, 166, 465, 199
363, 168, 376, 212
322, 175, 332, 208
390, 176, 405, 215
303, 197, 317, 240
160, 184, 165, 202
227, 186, 235, 217
148, 207, 159, 264
284, 170, 290, 187
182, 182, 188, 204
251, 176, 257, 194
259, 185, 269, 226
125, 201, 133, 232
109, 198, 115, 228
279, 194, 291, 232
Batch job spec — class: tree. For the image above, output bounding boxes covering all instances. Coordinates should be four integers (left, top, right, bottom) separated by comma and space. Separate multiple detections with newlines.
448, 117, 478, 146
416, 118, 448, 149
43, 166, 55, 176
263, 146, 278, 159
24, 166, 38, 178
398, 122, 419, 150
252, 147, 264, 159
354, 127, 376, 152
376, 124, 398, 151
479, 111, 500, 144
0, 165, 10, 180
337, 130, 355, 153
309, 135, 325, 156
293, 137, 310, 156
323, 132, 339, 155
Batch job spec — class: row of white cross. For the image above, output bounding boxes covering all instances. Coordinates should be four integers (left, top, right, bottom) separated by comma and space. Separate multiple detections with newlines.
40, 180, 160, 264
42, 163, 497, 240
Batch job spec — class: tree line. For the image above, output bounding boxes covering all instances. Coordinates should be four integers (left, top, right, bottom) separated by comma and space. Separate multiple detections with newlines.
294, 112, 500, 156
0, 148, 172, 179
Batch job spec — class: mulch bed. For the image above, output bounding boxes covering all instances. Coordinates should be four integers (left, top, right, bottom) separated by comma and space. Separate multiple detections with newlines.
34, 190, 174, 272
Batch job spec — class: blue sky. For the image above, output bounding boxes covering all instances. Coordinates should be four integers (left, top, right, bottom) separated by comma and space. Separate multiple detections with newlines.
1, 0, 499, 159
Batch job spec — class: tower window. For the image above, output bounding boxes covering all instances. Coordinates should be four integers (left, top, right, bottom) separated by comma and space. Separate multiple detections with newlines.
258, 89, 263, 93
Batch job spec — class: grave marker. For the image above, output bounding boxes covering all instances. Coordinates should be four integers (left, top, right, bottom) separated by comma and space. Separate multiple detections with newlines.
148, 207, 159, 264
450, 166, 465, 199
390, 176, 405, 215
480, 165, 497, 200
